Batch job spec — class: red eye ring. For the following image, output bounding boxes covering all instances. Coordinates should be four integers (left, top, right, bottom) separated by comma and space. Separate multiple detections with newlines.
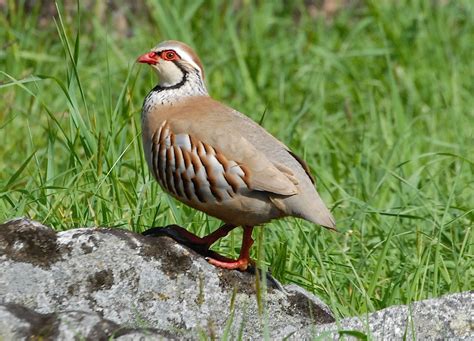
162, 50, 177, 61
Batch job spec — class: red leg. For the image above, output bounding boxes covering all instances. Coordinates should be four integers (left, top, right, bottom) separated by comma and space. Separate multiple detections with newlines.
156, 224, 235, 248
201, 224, 236, 248
206, 226, 254, 271
144, 224, 252, 270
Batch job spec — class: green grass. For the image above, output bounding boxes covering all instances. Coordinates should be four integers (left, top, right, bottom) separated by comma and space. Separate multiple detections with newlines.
1, 0, 473, 319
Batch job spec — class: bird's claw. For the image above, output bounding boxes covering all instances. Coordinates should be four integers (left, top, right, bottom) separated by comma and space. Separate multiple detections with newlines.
205, 256, 255, 271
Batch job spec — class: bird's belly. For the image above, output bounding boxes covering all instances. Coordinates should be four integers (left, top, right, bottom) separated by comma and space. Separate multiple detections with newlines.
160, 183, 282, 226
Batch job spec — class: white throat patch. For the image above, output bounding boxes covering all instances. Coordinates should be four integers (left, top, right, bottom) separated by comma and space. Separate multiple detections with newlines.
153, 61, 184, 87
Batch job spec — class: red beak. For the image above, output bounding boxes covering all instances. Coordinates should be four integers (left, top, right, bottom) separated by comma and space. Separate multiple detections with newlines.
137, 52, 158, 65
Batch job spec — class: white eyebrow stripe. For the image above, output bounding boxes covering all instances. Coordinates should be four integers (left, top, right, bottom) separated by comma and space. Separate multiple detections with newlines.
156, 46, 202, 75
175, 47, 201, 71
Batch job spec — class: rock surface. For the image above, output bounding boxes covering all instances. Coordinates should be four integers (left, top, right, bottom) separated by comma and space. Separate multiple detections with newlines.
0, 218, 334, 339
305, 290, 473, 340
0, 302, 167, 340
0, 218, 472, 340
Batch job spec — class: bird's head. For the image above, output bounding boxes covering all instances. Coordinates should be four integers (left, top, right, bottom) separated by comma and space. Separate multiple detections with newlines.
137, 40, 205, 89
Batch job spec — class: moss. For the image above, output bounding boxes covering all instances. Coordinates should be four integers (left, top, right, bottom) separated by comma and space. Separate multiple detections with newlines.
285, 291, 335, 324
0, 219, 67, 268
87, 270, 114, 292
139, 234, 193, 280
4, 303, 59, 340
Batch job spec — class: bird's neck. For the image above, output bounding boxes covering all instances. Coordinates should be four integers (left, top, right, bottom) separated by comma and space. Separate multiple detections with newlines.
142, 70, 208, 113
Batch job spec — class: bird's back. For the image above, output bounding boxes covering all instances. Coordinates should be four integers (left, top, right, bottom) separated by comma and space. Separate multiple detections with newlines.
204, 98, 336, 229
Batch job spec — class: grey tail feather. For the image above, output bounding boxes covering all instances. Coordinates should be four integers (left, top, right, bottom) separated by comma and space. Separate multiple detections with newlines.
299, 201, 337, 231
316, 211, 337, 231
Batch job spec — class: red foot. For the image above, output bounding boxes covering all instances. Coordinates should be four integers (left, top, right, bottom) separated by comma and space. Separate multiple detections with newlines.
147, 224, 255, 272
206, 257, 250, 271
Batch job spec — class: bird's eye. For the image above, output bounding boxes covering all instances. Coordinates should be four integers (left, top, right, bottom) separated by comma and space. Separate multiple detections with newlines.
163, 51, 177, 60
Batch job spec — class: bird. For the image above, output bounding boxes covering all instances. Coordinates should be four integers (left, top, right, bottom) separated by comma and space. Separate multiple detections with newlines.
137, 40, 336, 271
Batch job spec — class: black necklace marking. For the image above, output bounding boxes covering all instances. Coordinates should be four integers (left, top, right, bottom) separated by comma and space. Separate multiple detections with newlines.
150, 61, 188, 93
142, 63, 205, 109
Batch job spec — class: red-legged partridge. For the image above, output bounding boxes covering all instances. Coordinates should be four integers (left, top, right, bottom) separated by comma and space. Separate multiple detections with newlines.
138, 40, 336, 271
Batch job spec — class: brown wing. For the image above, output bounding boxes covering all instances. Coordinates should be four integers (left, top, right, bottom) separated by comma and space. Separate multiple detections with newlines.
150, 120, 297, 206
166, 119, 298, 197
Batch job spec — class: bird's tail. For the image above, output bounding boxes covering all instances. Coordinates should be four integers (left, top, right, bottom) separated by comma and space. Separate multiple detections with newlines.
294, 192, 337, 230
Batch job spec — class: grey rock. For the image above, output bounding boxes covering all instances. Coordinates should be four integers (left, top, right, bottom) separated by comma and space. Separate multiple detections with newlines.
0, 302, 170, 340
0, 218, 334, 339
2, 218, 472, 340
295, 291, 474, 340
0, 302, 59, 340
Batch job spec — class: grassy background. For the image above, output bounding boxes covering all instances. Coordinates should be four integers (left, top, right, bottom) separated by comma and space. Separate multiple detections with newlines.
1, 0, 472, 319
